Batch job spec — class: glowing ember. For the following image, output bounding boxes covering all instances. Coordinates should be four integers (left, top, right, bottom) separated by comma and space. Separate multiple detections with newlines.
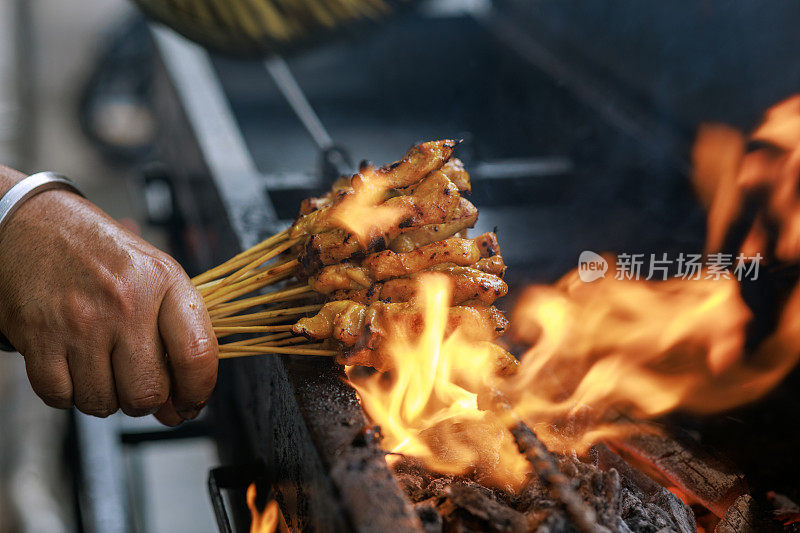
348, 273, 530, 490
246, 483, 279, 533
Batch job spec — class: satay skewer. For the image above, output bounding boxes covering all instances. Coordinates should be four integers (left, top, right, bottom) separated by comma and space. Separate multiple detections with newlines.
208, 285, 314, 319
211, 304, 323, 326
213, 324, 295, 338
203, 266, 297, 308
207, 238, 300, 292
218, 345, 336, 359
221, 332, 295, 346
191, 228, 291, 286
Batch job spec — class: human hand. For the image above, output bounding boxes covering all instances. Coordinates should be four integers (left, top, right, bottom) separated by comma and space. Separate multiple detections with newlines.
0, 169, 218, 425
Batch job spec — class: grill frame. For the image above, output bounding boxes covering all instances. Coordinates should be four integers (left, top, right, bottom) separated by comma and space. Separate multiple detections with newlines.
150, 27, 422, 531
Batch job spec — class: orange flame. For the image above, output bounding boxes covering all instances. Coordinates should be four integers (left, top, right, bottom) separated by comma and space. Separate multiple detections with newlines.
694, 94, 800, 261
246, 483, 279, 533
349, 273, 530, 490
330, 168, 407, 246
348, 97, 800, 492
500, 95, 800, 453
504, 267, 778, 452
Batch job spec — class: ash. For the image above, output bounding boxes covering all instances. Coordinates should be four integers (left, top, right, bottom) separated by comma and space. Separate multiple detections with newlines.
391, 445, 696, 533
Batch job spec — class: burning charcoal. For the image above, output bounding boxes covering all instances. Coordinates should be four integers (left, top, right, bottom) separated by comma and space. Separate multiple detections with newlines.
609, 428, 746, 518
395, 472, 429, 502
714, 494, 777, 533
593, 444, 696, 533
437, 482, 527, 533
766, 492, 800, 532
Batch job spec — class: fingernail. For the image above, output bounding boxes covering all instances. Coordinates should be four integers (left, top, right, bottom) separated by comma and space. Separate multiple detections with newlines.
177, 408, 201, 421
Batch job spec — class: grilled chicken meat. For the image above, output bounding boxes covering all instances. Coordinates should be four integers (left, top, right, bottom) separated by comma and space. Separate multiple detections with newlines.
292, 167, 462, 241
341, 340, 520, 374
388, 197, 478, 253
362, 235, 485, 281
472, 255, 507, 278
440, 157, 471, 194
292, 300, 511, 371
308, 233, 507, 305
311, 233, 500, 288
283, 140, 515, 371
290, 140, 458, 238
359, 139, 458, 190
297, 175, 469, 276
294, 300, 509, 346
329, 268, 507, 306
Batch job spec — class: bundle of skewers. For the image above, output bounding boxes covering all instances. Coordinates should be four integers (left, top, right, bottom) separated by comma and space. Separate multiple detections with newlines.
192, 139, 517, 371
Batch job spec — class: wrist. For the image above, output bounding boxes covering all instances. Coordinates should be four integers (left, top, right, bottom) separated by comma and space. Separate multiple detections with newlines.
0, 172, 84, 239
0, 164, 26, 193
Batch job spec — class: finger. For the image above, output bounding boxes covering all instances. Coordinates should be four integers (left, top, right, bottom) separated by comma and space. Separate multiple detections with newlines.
158, 278, 218, 420
22, 344, 74, 409
111, 332, 170, 417
153, 397, 183, 427
68, 343, 118, 418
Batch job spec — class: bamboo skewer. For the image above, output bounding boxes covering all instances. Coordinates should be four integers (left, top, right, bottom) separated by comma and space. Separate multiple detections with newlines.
203, 257, 297, 300
191, 228, 290, 286
212, 304, 323, 326
209, 285, 314, 319
203, 268, 296, 308
196, 277, 225, 293
219, 336, 310, 349
219, 336, 324, 353
218, 345, 337, 359
221, 332, 294, 346
213, 324, 295, 338
209, 238, 300, 291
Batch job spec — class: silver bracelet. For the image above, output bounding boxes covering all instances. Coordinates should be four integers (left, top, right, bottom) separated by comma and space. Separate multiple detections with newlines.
0, 172, 84, 352
0, 172, 84, 238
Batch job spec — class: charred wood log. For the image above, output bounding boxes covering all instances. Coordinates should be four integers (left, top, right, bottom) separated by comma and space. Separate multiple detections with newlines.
714, 494, 775, 533
607, 428, 747, 517
437, 483, 528, 533
593, 444, 696, 533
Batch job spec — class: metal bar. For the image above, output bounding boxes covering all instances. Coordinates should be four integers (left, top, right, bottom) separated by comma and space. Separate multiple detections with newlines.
152, 25, 280, 248
74, 413, 127, 533
472, 157, 574, 180
208, 467, 237, 533
264, 55, 334, 151
150, 26, 422, 532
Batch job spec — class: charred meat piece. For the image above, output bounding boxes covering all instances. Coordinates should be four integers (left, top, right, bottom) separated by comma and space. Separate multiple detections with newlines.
291, 140, 457, 238
319, 301, 512, 371
379, 270, 507, 306
357, 139, 458, 190
473, 255, 507, 278
389, 198, 479, 253
309, 233, 507, 303
308, 262, 372, 294
329, 268, 508, 306
361, 234, 496, 281
297, 174, 466, 276
439, 157, 471, 194
294, 300, 509, 346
